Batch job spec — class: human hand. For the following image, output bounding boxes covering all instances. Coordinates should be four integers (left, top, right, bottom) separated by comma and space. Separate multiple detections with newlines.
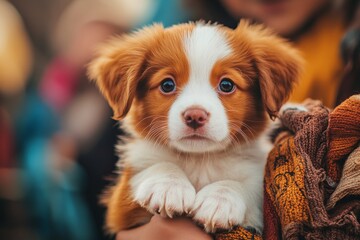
116, 214, 213, 240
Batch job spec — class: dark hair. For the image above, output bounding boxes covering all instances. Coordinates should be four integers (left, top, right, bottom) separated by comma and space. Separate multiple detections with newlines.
185, 0, 239, 28
343, 0, 360, 24
336, 0, 360, 105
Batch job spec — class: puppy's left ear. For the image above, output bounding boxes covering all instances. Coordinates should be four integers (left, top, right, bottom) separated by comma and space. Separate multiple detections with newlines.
88, 24, 164, 120
237, 21, 303, 119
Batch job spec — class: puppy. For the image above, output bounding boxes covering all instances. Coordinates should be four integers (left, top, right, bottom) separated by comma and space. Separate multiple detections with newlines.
88, 20, 302, 234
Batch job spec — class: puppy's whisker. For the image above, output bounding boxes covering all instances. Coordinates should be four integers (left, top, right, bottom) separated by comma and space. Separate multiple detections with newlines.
138, 118, 167, 137
229, 122, 256, 138
144, 125, 168, 149
135, 115, 167, 128
228, 121, 255, 139
242, 119, 268, 123
237, 129, 250, 145
229, 127, 250, 145
240, 123, 256, 138
229, 133, 241, 146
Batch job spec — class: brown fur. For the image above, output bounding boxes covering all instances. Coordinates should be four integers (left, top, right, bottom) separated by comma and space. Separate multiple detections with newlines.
233, 21, 303, 119
88, 24, 166, 120
101, 167, 151, 233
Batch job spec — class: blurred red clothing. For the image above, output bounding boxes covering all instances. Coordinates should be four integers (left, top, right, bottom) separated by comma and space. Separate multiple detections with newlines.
0, 111, 14, 168
39, 58, 80, 112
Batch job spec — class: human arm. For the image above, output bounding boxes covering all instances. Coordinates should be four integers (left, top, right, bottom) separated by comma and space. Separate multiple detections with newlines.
116, 214, 213, 240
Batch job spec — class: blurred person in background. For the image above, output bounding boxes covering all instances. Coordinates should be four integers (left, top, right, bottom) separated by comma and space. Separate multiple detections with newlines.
40, 1, 156, 239
194, 0, 360, 108
336, 1, 360, 104
116, 0, 360, 239
11, 0, 155, 239
0, 0, 34, 238
0, 0, 32, 97
221, 0, 360, 108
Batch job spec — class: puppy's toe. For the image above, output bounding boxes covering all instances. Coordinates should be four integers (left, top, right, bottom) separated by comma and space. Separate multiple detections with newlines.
192, 187, 246, 233
280, 103, 308, 115
134, 179, 196, 218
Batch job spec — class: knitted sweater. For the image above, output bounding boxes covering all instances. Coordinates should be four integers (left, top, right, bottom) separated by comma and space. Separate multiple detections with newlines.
215, 95, 360, 240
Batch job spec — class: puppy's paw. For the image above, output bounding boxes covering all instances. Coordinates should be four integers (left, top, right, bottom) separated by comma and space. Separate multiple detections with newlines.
191, 184, 246, 233
280, 103, 308, 115
134, 178, 196, 218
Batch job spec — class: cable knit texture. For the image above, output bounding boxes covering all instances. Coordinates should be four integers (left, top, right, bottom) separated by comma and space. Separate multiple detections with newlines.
214, 95, 360, 240
327, 95, 360, 183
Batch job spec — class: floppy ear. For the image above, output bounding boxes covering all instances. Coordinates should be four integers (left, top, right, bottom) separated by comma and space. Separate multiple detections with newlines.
88, 24, 164, 120
236, 21, 303, 119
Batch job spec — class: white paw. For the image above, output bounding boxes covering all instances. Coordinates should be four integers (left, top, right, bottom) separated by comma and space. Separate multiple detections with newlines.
280, 103, 308, 115
134, 177, 196, 218
191, 185, 246, 233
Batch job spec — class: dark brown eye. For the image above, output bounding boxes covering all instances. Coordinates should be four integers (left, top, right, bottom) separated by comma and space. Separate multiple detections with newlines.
218, 78, 235, 93
160, 78, 176, 94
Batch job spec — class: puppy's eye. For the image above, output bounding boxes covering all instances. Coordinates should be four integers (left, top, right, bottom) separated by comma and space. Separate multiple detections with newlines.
218, 78, 235, 94
160, 78, 176, 94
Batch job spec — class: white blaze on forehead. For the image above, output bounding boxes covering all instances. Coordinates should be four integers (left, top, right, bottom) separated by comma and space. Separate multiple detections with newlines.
177, 24, 232, 115
184, 24, 232, 83
167, 24, 233, 152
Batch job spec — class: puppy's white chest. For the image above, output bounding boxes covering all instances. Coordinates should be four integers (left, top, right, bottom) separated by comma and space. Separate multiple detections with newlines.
125, 138, 270, 189
180, 157, 237, 191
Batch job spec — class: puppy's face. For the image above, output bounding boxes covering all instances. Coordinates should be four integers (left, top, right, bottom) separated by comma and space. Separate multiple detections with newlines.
89, 21, 302, 153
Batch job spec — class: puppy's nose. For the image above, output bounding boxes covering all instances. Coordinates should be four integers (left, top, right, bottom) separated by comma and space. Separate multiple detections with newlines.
183, 108, 209, 129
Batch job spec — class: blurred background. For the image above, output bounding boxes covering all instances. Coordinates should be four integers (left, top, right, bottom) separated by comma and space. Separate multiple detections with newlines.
0, 0, 359, 239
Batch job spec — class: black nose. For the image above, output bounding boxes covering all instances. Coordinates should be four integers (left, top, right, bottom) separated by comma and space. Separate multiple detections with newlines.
183, 108, 209, 129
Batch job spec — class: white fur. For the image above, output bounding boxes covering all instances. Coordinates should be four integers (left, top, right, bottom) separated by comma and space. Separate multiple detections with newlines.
192, 180, 247, 232
127, 137, 271, 232
124, 24, 271, 233
131, 162, 196, 218
280, 103, 308, 114
168, 24, 232, 153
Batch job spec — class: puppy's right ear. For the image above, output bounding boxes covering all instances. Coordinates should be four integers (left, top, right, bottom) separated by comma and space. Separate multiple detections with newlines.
235, 20, 303, 120
88, 24, 164, 120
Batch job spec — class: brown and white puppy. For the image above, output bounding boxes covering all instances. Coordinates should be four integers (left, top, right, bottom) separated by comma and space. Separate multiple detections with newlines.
88, 20, 302, 234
